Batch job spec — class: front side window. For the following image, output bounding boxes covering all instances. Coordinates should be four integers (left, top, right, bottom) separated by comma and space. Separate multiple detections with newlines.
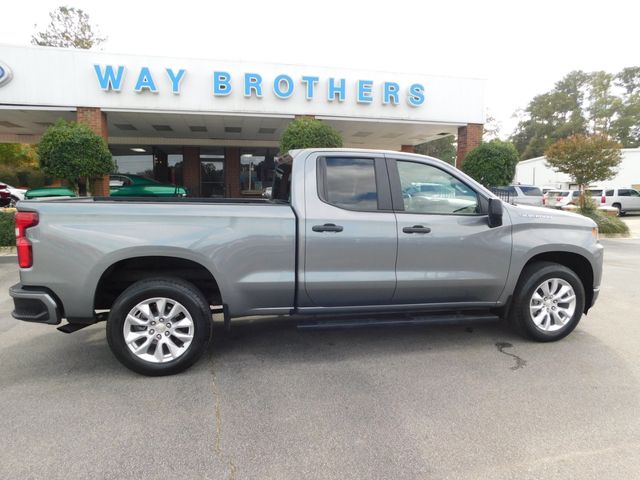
630, 190, 640, 197
396, 161, 478, 215
520, 186, 542, 196
321, 157, 378, 210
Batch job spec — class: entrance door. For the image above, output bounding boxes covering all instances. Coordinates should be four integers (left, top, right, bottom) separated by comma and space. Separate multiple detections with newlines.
200, 149, 225, 198
388, 157, 511, 305
303, 152, 398, 307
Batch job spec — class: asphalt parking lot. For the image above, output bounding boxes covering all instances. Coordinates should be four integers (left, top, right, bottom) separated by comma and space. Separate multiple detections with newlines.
1, 236, 639, 480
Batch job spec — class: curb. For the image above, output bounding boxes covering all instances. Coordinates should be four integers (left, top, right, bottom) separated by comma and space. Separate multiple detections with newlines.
0, 255, 17, 264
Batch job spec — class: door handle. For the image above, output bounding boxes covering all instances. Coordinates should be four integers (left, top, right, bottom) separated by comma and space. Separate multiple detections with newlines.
312, 223, 344, 233
402, 225, 431, 234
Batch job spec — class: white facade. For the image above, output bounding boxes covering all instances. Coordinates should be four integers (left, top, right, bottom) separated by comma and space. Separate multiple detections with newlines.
515, 148, 640, 189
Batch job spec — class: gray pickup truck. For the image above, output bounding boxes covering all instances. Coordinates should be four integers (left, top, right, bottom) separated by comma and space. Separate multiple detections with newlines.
10, 148, 603, 375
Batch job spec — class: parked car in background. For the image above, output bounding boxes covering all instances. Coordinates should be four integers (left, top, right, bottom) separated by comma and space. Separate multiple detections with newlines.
0, 183, 12, 207
0, 183, 27, 207
588, 187, 640, 215
110, 174, 187, 197
546, 190, 580, 209
24, 187, 78, 200
493, 185, 544, 206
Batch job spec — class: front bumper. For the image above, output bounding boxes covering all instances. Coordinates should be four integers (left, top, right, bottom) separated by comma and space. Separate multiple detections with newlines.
9, 283, 62, 325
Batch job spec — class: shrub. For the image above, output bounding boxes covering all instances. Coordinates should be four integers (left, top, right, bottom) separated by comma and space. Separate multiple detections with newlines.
280, 118, 342, 153
0, 212, 15, 246
461, 140, 519, 187
580, 210, 629, 235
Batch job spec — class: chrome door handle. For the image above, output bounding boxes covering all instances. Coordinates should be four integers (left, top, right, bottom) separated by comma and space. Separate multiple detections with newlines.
312, 223, 344, 233
402, 225, 431, 234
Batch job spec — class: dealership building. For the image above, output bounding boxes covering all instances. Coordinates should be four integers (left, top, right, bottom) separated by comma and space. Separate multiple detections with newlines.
0, 44, 485, 197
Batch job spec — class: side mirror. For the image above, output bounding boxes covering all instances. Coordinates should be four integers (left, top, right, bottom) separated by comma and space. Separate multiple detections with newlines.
487, 198, 503, 228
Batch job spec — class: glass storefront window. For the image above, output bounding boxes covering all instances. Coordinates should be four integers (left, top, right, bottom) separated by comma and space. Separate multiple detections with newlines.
201, 147, 225, 197
112, 149, 154, 178
240, 148, 276, 195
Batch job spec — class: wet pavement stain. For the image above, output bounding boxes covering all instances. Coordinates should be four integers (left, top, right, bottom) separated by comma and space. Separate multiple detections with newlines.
495, 342, 527, 370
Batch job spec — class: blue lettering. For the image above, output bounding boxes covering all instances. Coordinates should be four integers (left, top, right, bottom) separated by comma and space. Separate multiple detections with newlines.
166, 68, 186, 94
244, 73, 263, 98
301, 75, 319, 100
327, 78, 346, 102
383, 82, 400, 105
134, 67, 158, 93
213, 71, 232, 96
273, 74, 294, 99
94, 64, 125, 91
357, 80, 373, 104
408, 83, 425, 107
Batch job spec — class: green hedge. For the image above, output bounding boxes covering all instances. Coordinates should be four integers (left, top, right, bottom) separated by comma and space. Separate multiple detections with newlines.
0, 212, 15, 246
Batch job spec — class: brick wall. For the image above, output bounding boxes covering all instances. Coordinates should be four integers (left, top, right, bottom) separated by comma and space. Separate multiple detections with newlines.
225, 147, 241, 197
76, 107, 110, 196
400, 145, 416, 153
456, 123, 483, 169
182, 146, 201, 196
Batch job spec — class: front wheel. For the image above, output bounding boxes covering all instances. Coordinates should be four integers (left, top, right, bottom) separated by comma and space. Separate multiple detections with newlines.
106, 278, 212, 376
510, 261, 585, 342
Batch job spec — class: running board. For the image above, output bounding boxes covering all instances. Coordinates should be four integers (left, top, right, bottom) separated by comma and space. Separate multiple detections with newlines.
297, 312, 499, 330
57, 322, 93, 334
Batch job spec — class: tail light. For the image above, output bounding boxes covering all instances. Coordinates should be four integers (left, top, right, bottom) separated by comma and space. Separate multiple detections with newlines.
15, 211, 39, 268
601, 195, 605, 204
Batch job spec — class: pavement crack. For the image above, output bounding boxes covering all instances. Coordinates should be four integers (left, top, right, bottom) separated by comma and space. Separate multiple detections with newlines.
495, 342, 527, 370
209, 352, 238, 480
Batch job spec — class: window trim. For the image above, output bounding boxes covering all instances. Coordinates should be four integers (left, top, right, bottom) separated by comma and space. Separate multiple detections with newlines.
386, 157, 486, 216
316, 156, 393, 212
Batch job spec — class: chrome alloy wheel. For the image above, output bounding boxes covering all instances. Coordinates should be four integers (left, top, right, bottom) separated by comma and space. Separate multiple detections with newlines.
529, 278, 577, 332
123, 297, 194, 363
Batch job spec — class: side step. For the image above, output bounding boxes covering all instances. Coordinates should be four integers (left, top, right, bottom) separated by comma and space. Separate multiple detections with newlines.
297, 312, 499, 330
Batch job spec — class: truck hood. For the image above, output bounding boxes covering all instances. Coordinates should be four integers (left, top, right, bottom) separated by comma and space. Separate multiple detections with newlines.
504, 203, 597, 229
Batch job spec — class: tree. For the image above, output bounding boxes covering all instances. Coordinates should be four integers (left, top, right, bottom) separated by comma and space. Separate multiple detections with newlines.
415, 136, 456, 165
461, 140, 519, 187
32, 6, 106, 49
280, 118, 342, 153
0, 144, 38, 169
545, 135, 622, 207
38, 120, 114, 195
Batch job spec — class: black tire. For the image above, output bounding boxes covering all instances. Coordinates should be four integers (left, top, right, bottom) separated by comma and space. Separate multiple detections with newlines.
106, 277, 212, 376
612, 203, 624, 216
510, 261, 585, 342
9, 196, 18, 208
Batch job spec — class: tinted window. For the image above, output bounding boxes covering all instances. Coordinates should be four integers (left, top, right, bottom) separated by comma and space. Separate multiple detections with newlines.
322, 157, 378, 210
397, 161, 478, 215
587, 189, 602, 196
630, 190, 640, 197
605, 189, 614, 196
572, 191, 580, 198
520, 186, 542, 196
618, 189, 631, 196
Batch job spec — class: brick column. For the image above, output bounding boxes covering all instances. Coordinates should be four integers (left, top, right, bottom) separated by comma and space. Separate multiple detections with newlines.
182, 146, 201, 196
76, 107, 110, 196
456, 123, 483, 169
225, 147, 241, 198
400, 145, 415, 153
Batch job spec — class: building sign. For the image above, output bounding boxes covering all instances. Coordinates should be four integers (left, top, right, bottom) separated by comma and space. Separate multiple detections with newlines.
0, 61, 12, 87
93, 65, 426, 107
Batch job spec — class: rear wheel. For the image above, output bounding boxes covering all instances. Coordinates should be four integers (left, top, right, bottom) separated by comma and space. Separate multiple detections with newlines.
510, 262, 585, 342
106, 278, 212, 376
612, 203, 624, 216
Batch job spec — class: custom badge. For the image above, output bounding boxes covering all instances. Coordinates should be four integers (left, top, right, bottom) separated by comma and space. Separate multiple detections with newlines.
0, 61, 13, 87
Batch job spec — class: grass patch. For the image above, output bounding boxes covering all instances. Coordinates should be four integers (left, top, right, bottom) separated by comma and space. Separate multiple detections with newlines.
0, 211, 16, 246
580, 209, 630, 236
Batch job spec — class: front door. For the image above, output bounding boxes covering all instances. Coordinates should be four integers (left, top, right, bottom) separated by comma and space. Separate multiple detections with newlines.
388, 157, 511, 305
303, 152, 397, 307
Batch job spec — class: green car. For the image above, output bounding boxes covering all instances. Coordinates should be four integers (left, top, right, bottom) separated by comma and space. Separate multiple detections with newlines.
24, 187, 78, 200
110, 174, 187, 197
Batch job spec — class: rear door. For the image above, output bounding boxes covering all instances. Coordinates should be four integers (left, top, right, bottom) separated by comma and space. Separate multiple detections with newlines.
619, 189, 640, 211
387, 156, 511, 305
302, 152, 398, 307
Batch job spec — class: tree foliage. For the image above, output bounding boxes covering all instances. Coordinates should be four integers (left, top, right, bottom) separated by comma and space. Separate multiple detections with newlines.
38, 120, 114, 195
415, 136, 456, 165
0, 144, 38, 169
32, 6, 106, 49
461, 140, 519, 187
280, 118, 342, 153
545, 134, 622, 189
511, 68, 640, 158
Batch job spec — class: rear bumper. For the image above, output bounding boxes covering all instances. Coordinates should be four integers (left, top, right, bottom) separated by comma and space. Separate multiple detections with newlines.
9, 283, 62, 325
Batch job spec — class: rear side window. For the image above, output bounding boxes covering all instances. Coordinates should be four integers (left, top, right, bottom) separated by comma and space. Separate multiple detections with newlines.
320, 157, 378, 210
588, 189, 602, 196
520, 186, 542, 196
605, 189, 614, 196
618, 189, 631, 196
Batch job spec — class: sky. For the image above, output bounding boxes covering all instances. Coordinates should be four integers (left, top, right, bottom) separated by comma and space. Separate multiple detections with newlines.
2, 0, 639, 138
